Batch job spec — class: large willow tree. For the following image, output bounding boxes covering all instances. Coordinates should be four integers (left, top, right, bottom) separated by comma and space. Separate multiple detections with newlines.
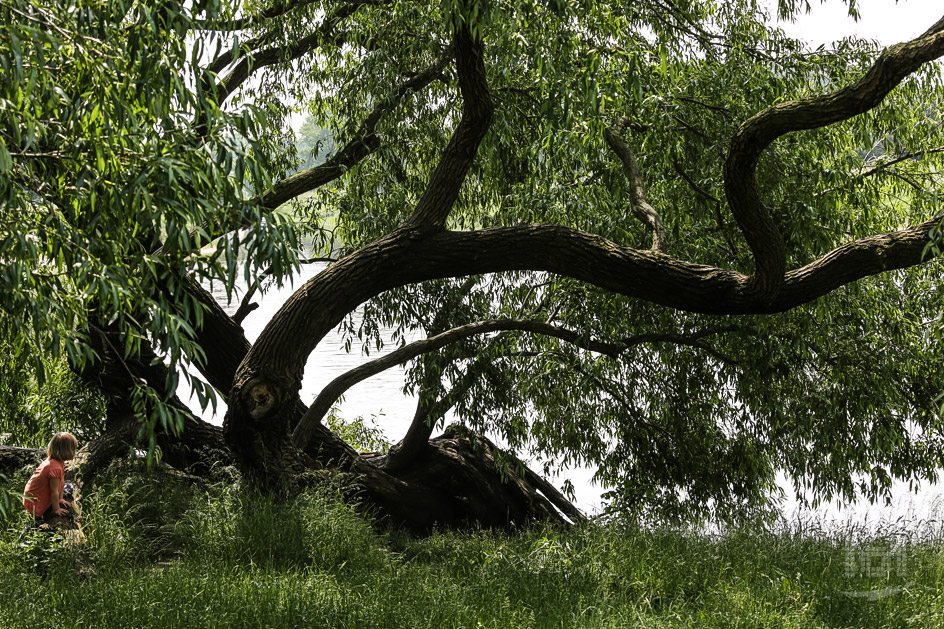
2, 0, 944, 529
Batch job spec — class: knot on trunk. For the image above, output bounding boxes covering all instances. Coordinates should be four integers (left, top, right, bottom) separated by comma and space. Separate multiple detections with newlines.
241, 377, 281, 419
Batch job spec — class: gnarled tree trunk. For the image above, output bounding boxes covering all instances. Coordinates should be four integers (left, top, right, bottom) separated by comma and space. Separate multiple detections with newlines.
66, 263, 581, 533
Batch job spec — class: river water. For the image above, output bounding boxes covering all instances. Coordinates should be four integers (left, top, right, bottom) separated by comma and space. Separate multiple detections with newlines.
195, 263, 944, 526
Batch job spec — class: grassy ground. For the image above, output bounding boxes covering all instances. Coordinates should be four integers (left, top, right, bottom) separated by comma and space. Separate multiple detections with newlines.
1, 466, 943, 628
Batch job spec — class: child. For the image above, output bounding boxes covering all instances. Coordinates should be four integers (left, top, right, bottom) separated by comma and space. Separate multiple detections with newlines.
22, 432, 78, 523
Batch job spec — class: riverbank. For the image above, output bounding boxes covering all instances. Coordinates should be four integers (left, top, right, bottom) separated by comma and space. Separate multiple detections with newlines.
2, 466, 942, 628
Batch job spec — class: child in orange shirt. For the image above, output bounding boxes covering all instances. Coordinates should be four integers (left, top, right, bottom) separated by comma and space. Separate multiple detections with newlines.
22, 432, 78, 523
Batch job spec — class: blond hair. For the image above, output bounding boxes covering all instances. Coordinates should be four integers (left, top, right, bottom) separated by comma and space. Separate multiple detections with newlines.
47, 432, 78, 462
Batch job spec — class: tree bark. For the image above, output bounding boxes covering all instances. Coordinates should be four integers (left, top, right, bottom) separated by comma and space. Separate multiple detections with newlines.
0, 445, 43, 477
75, 319, 231, 482
375, 426, 581, 529
305, 420, 578, 532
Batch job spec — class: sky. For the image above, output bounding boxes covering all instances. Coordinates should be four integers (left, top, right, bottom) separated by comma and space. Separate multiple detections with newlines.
768, 0, 942, 47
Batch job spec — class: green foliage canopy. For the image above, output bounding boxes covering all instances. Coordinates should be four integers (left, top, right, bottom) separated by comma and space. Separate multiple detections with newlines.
2, 0, 944, 522
0, 0, 299, 437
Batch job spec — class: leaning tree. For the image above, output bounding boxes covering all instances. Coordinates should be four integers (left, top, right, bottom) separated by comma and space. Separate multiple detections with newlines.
3, 0, 944, 530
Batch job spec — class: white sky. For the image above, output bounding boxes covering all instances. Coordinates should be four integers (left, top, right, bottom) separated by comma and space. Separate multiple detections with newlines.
769, 0, 942, 47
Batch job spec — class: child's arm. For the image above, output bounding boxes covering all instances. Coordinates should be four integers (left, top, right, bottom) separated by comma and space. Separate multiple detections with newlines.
48, 476, 69, 516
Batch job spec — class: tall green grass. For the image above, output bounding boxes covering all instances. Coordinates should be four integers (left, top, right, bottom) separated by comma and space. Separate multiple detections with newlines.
1, 465, 942, 628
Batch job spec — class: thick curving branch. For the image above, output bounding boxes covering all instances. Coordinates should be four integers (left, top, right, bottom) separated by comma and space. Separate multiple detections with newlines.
773, 217, 943, 309
242, 214, 940, 396
292, 318, 628, 449
723, 23, 944, 303
404, 23, 494, 228
603, 118, 667, 252
228, 17, 944, 482
413, 221, 942, 315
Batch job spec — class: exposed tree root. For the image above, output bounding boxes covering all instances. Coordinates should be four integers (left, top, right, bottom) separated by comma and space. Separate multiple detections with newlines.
0, 445, 43, 477
360, 426, 586, 531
